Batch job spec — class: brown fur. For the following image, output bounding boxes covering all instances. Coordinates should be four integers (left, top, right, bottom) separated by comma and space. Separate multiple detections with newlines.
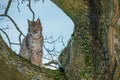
19, 19, 44, 67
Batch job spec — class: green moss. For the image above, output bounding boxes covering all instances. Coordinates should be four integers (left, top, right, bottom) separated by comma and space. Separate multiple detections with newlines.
0, 35, 66, 80
52, 0, 113, 79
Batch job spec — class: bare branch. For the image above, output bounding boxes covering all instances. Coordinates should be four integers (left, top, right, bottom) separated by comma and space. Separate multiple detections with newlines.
17, 0, 21, 12
5, 0, 12, 15
44, 36, 53, 40
0, 15, 24, 36
61, 36, 65, 47
43, 36, 63, 61
11, 42, 20, 45
0, 27, 20, 48
0, 28, 11, 48
7, 15, 23, 35
0, 14, 25, 46
0, 0, 25, 37
19, 34, 22, 45
43, 44, 54, 60
0, 0, 25, 46
32, 0, 44, 3
44, 36, 61, 44
28, 0, 35, 21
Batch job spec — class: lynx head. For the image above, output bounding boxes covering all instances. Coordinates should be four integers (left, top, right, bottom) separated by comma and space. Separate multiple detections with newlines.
28, 18, 42, 33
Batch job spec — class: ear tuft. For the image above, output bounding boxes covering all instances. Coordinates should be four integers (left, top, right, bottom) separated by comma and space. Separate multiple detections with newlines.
28, 19, 32, 25
36, 18, 41, 25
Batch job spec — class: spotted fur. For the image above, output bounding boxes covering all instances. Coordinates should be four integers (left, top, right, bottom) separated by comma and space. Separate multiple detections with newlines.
19, 18, 43, 67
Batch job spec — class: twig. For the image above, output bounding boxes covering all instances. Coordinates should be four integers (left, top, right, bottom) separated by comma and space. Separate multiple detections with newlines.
0, 28, 11, 48
43, 36, 62, 61
5, 0, 12, 15
61, 36, 65, 47
19, 34, 22, 45
0, 27, 21, 48
0, 14, 25, 45
44, 36, 61, 44
43, 44, 54, 60
11, 42, 20, 45
44, 36, 53, 40
17, 0, 21, 12
28, 0, 35, 21
6, 15, 25, 37
0, 0, 25, 45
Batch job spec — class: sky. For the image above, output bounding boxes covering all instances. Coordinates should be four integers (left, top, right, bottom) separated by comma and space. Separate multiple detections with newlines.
0, 0, 74, 63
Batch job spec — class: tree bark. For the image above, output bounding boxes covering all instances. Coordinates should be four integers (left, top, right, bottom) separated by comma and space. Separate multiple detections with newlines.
52, 0, 120, 80
0, 35, 65, 80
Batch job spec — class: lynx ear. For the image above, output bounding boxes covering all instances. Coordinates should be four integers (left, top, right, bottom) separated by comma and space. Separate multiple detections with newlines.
28, 20, 32, 25
36, 18, 41, 25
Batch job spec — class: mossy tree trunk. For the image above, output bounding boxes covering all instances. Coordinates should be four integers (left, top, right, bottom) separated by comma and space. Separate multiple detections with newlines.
52, 0, 120, 80
0, 0, 120, 80
0, 35, 65, 80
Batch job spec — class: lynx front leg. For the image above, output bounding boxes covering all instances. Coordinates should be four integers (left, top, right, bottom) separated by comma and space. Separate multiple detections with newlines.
30, 50, 43, 67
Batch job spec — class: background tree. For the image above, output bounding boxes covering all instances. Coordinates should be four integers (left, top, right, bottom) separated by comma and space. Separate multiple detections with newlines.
0, 0, 120, 80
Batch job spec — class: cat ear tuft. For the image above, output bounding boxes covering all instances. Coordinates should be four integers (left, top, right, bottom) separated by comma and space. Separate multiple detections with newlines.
36, 18, 41, 25
28, 19, 32, 25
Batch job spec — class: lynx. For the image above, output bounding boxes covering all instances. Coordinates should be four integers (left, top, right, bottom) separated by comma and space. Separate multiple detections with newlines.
19, 18, 44, 67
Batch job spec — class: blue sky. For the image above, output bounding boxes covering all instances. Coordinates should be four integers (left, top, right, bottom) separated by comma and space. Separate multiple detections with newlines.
0, 0, 74, 62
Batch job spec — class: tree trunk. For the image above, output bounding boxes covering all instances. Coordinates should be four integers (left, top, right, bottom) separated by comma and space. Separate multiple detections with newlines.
52, 0, 120, 80
0, 35, 65, 80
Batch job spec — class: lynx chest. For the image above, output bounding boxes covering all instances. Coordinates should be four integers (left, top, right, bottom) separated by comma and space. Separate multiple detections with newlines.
28, 32, 43, 50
